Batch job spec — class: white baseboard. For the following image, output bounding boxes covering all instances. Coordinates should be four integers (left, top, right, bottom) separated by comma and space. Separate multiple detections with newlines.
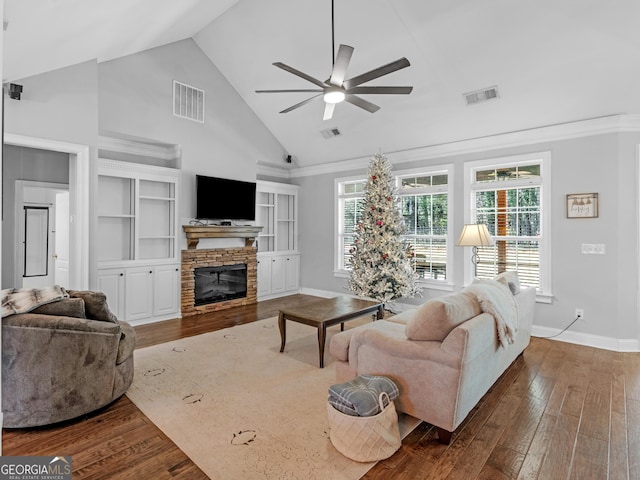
531, 325, 640, 352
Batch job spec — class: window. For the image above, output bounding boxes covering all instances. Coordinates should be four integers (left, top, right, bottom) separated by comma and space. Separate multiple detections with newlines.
336, 179, 366, 272
465, 153, 551, 297
336, 165, 453, 284
397, 170, 450, 281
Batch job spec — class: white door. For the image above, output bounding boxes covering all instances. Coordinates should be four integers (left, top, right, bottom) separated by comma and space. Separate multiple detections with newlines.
15, 181, 69, 289
270, 255, 286, 294
153, 264, 180, 317
54, 191, 70, 288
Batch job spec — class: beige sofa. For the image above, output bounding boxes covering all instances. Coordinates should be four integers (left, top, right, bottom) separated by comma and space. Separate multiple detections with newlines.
329, 274, 536, 444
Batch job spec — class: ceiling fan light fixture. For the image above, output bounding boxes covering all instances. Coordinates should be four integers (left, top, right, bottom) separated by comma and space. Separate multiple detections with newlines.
324, 88, 345, 104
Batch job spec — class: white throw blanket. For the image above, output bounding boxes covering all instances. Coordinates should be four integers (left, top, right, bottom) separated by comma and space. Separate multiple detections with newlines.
466, 279, 518, 348
1, 285, 68, 318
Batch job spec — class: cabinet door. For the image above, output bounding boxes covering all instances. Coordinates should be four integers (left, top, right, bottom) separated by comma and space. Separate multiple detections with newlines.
270, 256, 286, 294
125, 267, 154, 321
153, 264, 180, 317
257, 255, 272, 297
285, 255, 300, 291
97, 268, 125, 320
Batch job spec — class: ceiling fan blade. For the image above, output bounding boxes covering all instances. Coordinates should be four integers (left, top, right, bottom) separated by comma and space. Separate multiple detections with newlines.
279, 94, 322, 114
256, 89, 324, 93
329, 44, 354, 86
323, 102, 336, 121
273, 62, 326, 88
345, 94, 380, 113
342, 57, 411, 89
347, 86, 413, 95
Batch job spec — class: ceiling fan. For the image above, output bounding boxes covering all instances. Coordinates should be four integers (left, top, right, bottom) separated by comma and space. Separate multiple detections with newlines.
255, 0, 413, 121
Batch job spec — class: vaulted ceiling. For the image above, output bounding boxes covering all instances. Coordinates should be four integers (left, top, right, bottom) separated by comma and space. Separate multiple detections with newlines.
4, 0, 640, 168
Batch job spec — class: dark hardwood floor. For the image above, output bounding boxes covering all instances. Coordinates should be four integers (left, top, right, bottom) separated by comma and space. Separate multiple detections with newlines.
3, 294, 640, 479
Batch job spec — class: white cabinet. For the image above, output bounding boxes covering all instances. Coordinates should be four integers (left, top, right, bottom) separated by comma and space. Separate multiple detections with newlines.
97, 264, 180, 324
285, 254, 300, 291
257, 253, 300, 299
255, 181, 300, 299
256, 256, 272, 298
153, 264, 181, 317
95, 159, 181, 323
97, 268, 125, 320
125, 267, 154, 321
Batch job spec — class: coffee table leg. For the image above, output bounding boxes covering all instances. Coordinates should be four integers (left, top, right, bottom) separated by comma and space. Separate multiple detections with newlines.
278, 312, 286, 353
318, 324, 327, 368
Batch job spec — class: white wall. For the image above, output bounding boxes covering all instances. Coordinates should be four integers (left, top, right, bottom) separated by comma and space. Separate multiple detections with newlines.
97, 39, 287, 226
295, 128, 640, 347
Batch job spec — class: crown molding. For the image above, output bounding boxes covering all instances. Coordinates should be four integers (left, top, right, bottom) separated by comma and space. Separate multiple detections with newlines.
98, 136, 181, 160
290, 114, 640, 178
256, 161, 292, 179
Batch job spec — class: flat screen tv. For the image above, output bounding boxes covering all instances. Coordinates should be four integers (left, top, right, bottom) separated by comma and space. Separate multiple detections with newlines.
196, 175, 256, 221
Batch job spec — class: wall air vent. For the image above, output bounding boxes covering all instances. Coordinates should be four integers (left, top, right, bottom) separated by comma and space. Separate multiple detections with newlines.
173, 80, 205, 123
463, 85, 499, 106
320, 127, 342, 139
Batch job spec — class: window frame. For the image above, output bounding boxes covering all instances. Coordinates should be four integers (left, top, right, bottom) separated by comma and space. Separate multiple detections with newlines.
395, 164, 454, 288
334, 164, 455, 290
463, 152, 552, 302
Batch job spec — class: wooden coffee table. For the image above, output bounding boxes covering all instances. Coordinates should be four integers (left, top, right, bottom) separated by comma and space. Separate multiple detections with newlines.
278, 296, 384, 368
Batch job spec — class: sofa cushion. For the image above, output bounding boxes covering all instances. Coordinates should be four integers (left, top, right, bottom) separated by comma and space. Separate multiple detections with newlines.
31, 297, 86, 319
405, 291, 482, 341
494, 271, 521, 295
66, 290, 118, 323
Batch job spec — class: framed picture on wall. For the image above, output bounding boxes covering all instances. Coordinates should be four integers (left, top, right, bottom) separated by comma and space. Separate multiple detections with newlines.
566, 193, 598, 218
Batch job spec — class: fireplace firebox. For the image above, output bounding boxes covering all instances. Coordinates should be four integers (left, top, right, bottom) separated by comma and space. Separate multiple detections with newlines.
194, 264, 247, 306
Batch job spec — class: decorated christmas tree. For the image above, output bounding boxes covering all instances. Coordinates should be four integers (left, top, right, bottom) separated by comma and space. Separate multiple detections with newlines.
348, 153, 421, 304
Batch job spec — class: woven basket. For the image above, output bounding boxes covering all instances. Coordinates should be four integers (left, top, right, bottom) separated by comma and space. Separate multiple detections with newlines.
327, 392, 401, 462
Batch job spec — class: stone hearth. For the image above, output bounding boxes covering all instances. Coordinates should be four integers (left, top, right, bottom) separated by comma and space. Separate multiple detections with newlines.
181, 247, 257, 316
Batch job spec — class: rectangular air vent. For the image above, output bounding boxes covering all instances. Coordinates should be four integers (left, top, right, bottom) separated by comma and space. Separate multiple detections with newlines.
463, 85, 499, 105
321, 127, 342, 139
173, 80, 205, 123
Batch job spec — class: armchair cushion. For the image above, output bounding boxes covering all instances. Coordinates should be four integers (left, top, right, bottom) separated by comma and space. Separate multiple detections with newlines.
66, 290, 118, 323
405, 291, 481, 341
31, 297, 86, 319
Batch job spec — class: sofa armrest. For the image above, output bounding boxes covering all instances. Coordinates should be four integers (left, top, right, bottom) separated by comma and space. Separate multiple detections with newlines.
440, 312, 498, 360
2, 313, 121, 335
515, 286, 536, 332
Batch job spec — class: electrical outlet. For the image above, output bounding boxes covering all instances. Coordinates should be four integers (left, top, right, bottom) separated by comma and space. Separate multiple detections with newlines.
575, 308, 584, 320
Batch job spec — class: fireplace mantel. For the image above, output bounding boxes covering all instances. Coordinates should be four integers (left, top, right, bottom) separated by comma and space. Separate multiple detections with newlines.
182, 225, 263, 249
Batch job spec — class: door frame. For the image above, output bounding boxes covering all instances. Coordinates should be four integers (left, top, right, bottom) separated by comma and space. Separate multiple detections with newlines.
4, 133, 90, 289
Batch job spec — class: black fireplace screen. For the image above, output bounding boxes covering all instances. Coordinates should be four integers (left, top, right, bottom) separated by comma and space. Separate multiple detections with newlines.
194, 264, 247, 306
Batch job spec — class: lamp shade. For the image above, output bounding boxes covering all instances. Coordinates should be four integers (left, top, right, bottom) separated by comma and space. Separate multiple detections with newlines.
457, 224, 495, 247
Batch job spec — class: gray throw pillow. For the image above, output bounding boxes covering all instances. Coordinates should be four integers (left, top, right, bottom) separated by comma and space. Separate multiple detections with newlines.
66, 290, 119, 323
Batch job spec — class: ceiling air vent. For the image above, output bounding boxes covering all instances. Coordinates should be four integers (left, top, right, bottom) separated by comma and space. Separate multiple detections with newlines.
173, 80, 205, 123
463, 85, 499, 106
320, 127, 342, 139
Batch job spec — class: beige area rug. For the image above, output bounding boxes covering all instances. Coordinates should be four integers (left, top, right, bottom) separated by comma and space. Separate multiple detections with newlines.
126, 316, 421, 480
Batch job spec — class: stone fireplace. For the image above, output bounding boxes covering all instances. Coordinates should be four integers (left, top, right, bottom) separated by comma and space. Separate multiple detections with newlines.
181, 246, 258, 316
